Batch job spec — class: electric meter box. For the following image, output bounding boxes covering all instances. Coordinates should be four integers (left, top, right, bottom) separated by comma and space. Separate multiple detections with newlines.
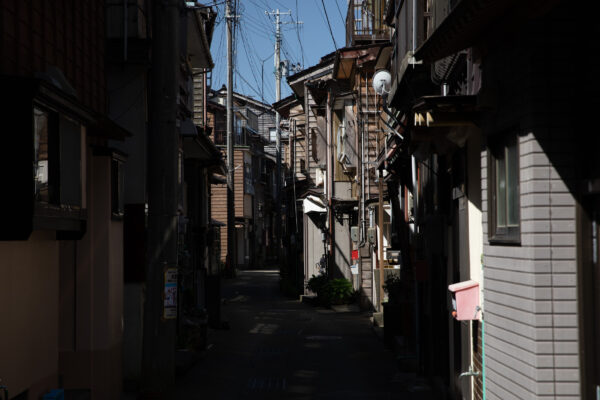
367, 227, 376, 244
351, 226, 359, 242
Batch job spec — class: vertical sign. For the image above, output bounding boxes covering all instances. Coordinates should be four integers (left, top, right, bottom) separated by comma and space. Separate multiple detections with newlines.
164, 268, 178, 319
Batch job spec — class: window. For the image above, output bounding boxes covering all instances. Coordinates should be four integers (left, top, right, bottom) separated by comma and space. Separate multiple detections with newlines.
489, 134, 520, 243
33, 106, 83, 208
33, 108, 50, 202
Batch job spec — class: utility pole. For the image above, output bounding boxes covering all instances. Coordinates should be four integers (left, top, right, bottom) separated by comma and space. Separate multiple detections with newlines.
266, 9, 301, 265
226, 0, 236, 277
142, 0, 179, 394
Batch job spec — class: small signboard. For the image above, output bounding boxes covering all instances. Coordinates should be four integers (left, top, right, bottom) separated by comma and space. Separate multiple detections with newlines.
351, 249, 359, 260
350, 263, 359, 275
164, 268, 178, 319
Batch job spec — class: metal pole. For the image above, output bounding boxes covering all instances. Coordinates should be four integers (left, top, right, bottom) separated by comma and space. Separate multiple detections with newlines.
265, 9, 294, 265
378, 170, 385, 311
226, 0, 236, 276
275, 9, 282, 263
327, 89, 333, 277
142, 0, 179, 393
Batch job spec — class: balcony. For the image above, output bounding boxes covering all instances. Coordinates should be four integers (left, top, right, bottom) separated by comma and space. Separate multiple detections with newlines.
346, 0, 390, 46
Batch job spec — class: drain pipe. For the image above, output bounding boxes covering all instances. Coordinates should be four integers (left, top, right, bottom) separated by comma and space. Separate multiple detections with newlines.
482, 316, 486, 399
482, 255, 486, 399
359, 117, 366, 248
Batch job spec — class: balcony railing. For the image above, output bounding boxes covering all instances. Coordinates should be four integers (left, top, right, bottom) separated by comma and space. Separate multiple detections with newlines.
346, 0, 390, 46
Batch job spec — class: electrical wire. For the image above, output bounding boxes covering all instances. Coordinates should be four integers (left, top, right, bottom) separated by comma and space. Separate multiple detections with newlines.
334, 0, 345, 26
319, 0, 338, 50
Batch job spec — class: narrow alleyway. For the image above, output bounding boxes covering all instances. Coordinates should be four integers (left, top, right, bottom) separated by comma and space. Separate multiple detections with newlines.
169, 269, 435, 400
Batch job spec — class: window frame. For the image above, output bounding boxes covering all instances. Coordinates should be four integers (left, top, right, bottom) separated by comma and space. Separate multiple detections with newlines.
33, 103, 85, 209
488, 132, 521, 244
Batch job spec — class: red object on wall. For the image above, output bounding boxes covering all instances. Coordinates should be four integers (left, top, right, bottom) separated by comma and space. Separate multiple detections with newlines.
351, 249, 359, 260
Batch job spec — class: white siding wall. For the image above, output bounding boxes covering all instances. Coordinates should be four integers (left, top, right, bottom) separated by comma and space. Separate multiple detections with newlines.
482, 132, 580, 399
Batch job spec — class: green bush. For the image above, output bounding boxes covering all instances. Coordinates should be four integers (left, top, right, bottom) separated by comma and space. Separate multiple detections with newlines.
325, 278, 355, 305
307, 275, 355, 305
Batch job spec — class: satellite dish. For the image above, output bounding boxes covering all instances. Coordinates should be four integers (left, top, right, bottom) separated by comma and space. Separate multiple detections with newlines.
372, 69, 392, 96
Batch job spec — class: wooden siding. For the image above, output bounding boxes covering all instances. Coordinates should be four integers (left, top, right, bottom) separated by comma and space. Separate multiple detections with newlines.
211, 183, 227, 262
307, 91, 325, 184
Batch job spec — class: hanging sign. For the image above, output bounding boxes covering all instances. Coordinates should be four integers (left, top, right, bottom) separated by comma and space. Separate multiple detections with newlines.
164, 268, 178, 319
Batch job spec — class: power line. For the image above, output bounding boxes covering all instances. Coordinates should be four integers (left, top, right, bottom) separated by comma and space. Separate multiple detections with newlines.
238, 22, 264, 99
334, 0, 345, 27
320, 0, 338, 50
235, 70, 263, 99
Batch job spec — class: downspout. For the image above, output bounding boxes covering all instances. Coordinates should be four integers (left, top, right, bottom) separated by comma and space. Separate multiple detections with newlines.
412, 0, 416, 53
482, 315, 486, 400
359, 70, 366, 248
482, 255, 486, 400
293, 119, 298, 234
366, 72, 371, 203
327, 89, 334, 276
360, 116, 366, 247
410, 156, 417, 233
305, 85, 310, 180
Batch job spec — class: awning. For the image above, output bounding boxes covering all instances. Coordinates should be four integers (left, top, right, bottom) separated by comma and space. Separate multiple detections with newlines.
303, 195, 327, 214
411, 94, 480, 152
181, 118, 198, 137
413, 95, 478, 129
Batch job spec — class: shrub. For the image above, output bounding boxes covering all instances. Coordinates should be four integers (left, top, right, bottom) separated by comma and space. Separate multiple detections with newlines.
325, 278, 355, 305
307, 275, 355, 305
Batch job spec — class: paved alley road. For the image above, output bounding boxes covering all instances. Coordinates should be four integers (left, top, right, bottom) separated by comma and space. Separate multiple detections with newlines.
170, 269, 431, 400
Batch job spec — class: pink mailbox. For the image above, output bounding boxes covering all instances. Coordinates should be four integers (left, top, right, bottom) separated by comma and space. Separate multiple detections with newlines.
448, 280, 480, 321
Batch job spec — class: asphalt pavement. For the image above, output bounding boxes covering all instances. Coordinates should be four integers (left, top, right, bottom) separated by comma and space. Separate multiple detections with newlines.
167, 269, 437, 400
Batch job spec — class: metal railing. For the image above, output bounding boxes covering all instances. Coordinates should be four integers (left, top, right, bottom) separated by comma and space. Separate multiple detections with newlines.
346, 0, 390, 46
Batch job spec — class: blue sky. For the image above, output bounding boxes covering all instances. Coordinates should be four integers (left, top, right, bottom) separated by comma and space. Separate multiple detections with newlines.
209, 0, 347, 105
